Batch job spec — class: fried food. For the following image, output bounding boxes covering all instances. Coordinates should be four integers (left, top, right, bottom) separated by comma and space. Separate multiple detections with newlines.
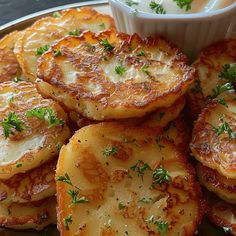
0, 31, 21, 82
162, 114, 191, 153
188, 38, 236, 118
0, 197, 56, 230
206, 193, 236, 235
0, 81, 71, 179
37, 30, 195, 120
197, 163, 236, 204
56, 122, 203, 236
69, 96, 186, 130
14, 7, 115, 82
190, 98, 236, 179
0, 159, 56, 204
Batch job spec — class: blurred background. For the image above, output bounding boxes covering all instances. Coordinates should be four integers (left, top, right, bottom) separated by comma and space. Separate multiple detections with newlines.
0, 0, 99, 25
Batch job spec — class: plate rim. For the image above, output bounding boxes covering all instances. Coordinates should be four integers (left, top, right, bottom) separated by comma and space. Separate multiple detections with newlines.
0, 0, 108, 36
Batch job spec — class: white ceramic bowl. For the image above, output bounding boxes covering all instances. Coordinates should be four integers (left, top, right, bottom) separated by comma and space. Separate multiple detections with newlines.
109, 0, 236, 60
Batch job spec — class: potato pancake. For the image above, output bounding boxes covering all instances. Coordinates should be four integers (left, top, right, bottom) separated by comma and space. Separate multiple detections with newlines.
190, 98, 236, 179
188, 38, 236, 118
14, 8, 115, 82
56, 122, 203, 236
0, 197, 56, 230
162, 114, 191, 153
0, 81, 71, 179
0, 31, 21, 82
0, 159, 56, 204
197, 163, 236, 204
206, 193, 236, 235
69, 96, 185, 129
37, 30, 194, 120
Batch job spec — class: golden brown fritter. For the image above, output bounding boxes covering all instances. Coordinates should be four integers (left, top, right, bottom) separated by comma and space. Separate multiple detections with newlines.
56, 122, 203, 236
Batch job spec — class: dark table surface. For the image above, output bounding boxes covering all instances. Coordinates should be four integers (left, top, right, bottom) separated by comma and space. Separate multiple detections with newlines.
0, 0, 98, 26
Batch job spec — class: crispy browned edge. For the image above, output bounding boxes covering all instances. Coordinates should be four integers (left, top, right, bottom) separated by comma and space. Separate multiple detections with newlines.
197, 163, 236, 196
56, 122, 205, 236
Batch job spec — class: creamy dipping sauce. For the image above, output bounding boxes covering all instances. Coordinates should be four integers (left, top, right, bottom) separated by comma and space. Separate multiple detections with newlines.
122, 0, 235, 14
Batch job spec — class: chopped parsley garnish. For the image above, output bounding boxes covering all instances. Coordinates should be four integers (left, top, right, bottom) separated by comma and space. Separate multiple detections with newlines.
125, 0, 139, 7
152, 167, 171, 187
52, 12, 62, 18
142, 64, 149, 74
7, 96, 14, 102
218, 98, 228, 107
118, 202, 126, 210
56, 143, 62, 152
149, 2, 166, 14
146, 215, 168, 236
139, 197, 153, 204
36, 45, 50, 56
130, 160, 152, 180
16, 163, 22, 168
0, 112, 24, 138
213, 117, 236, 139
54, 49, 61, 57
211, 83, 233, 98
26, 107, 64, 128
136, 50, 145, 57
68, 190, 89, 206
56, 173, 73, 187
102, 146, 119, 157
99, 23, 106, 30
157, 112, 165, 121
63, 214, 72, 230
219, 64, 236, 84
13, 76, 22, 83
173, 0, 192, 11
69, 29, 81, 36
115, 66, 126, 76
100, 39, 115, 52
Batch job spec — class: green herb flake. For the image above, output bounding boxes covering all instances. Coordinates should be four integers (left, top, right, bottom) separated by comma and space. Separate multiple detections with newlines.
63, 214, 72, 230
125, 0, 139, 7
211, 83, 233, 99
190, 81, 202, 94
219, 64, 236, 84
26, 107, 64, 128
99, 23, 106, 30
130, 160, 152, 180
223, 226, 232, 233
115, 66, 126, 76
142, 64, 149, 74
69, 29, 81, 36
146, 215, 155, 224
118, 202, 126, 210
152, 167, 171, 187
156, 221, 168, 236
56, 173, 73, 186
68, 190, 89, 205
16, 163, 22, 168
36, 45, 50, 56
102, 146, 119, 157
139, 197, 153, 204
218, 98, 228, 107
13, 76, 22, 83
213, 118, 236, 139
173, 0, 192, 11
136, 50, 145, 57
149, 2, 166, 14
52, 12, 62, 18
54, 49, 62, 57
0, 112, 24, 138
100, 38, 115, 52
56, 143, 62, 152
7, 96, 14, 102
